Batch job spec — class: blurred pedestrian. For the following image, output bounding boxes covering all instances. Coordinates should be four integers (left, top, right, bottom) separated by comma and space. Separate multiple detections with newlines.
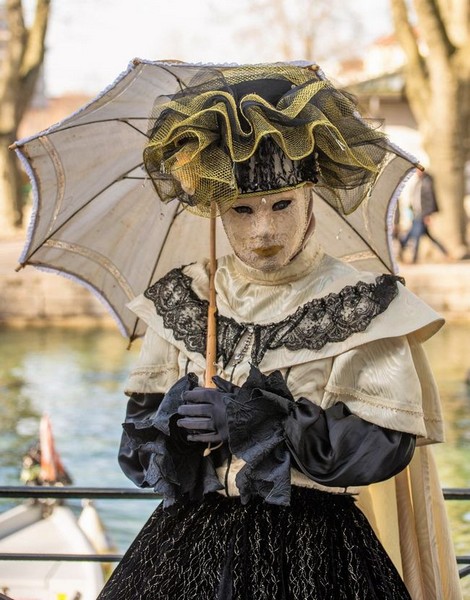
400, 170, 449, 263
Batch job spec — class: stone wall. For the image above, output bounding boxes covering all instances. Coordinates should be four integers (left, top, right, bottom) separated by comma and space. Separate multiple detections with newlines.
399, 262, 470, 319
0, 240, 113, 328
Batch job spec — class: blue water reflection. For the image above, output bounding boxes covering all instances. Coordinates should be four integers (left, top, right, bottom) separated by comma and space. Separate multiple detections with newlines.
1, 324, 469, 557
0, 326, 154, 550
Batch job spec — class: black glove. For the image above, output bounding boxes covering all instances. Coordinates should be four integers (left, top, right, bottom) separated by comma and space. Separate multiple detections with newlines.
177, 376, 238, 444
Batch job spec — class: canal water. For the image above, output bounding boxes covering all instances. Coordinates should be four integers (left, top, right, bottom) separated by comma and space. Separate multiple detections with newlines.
0, 324, 469, 573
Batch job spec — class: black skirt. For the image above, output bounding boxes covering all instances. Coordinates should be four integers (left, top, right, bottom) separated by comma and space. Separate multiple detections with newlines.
98, 487, 411, 600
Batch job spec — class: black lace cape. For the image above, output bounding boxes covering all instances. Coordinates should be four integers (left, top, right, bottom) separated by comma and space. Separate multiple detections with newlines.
143, 266, 403, 368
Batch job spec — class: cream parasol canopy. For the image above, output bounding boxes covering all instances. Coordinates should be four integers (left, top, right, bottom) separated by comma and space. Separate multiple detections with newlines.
12, 59, 419, 343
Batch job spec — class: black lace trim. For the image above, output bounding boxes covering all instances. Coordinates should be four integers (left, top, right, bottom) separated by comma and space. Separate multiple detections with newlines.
144, 267, 402, 367
235, 136, 318, 195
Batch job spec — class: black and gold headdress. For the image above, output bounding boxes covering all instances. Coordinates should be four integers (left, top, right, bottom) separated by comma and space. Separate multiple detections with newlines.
143, 63, 402, 217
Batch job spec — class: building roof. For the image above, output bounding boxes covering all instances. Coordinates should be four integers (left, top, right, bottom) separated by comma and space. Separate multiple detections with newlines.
346, 69, 406, 99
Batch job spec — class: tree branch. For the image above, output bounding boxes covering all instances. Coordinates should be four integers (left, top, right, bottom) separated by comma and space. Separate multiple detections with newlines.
389, 0, 430, 115
15, 0, 51, 120
453, 36, 470, 76
0, 0, 26, 132
5, 0, 26, 74
390, 0, 423, 72
413, 0, 455, 61
20, 0, 51, 78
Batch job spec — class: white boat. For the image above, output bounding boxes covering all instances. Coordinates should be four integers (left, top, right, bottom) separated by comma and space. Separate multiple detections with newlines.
0, 501, 107, 599
0, 416, 114, 599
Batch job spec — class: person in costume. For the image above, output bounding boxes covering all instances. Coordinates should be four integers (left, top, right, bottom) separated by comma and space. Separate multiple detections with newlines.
98, 64, 461, 599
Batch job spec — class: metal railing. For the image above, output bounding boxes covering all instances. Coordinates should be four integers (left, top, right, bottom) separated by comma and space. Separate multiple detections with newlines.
443, 488, 470, 579
0, 485, 156, 564
0, 486, 469, 578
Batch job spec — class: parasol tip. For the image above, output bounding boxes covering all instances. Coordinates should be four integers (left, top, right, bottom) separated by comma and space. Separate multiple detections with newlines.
15, 263, 25, 272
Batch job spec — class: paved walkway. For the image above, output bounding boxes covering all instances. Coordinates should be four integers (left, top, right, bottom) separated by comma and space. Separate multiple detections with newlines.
1, 237, 469, 328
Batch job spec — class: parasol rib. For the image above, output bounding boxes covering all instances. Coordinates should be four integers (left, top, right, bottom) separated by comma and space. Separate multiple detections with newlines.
19, 158, 146, 263
11, 118, 150, 151
129, 200, 183, 342
326, 207, 391, 273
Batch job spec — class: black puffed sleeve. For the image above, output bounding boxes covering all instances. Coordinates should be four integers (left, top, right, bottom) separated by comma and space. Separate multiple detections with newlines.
284, 397, 416, 488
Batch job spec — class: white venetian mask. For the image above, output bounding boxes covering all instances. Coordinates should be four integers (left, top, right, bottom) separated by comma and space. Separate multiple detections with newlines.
220, 184, 315, 272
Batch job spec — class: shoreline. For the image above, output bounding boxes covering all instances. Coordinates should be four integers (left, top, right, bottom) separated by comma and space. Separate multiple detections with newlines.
2, 237, 470, 329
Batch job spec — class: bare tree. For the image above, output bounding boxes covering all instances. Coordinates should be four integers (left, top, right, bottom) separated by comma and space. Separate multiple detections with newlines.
246, 0, 350, 62
390, 0, 470, 256
213, 0, 361, 65
0, 0, 50, 234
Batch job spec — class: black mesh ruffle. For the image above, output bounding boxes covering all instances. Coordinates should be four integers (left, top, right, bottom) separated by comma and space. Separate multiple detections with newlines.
143, 64, 416, 217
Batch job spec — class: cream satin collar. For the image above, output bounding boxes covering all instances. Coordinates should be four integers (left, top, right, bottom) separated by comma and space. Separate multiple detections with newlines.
227, 238, 324, 285
214, 239, 331, 324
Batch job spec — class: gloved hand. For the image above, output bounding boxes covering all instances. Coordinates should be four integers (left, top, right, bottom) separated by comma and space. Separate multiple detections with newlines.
177, 376, 238, 444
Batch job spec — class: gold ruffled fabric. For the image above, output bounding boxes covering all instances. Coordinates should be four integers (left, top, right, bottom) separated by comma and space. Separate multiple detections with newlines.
143, 64, 403, 217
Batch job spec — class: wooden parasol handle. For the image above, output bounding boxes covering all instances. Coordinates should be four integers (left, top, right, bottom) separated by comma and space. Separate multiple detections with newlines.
204, 200, 217, 388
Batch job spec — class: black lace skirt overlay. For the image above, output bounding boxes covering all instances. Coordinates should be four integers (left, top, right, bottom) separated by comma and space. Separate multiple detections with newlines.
144, 267, 402, 367
98, 487, 411, 600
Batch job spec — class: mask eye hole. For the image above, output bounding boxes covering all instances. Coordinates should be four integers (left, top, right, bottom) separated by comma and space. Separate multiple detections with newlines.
272, 200, 292, 212
233, 205, 253, 214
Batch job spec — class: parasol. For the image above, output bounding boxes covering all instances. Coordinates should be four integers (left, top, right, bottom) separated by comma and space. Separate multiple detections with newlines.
12, 59, 418, 346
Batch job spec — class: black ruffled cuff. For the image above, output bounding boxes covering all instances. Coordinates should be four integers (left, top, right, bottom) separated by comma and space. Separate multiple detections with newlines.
225, 366, 415, 507
225, 366, 296, 506
119, 392, 165, 488
121, 374, 224, 507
